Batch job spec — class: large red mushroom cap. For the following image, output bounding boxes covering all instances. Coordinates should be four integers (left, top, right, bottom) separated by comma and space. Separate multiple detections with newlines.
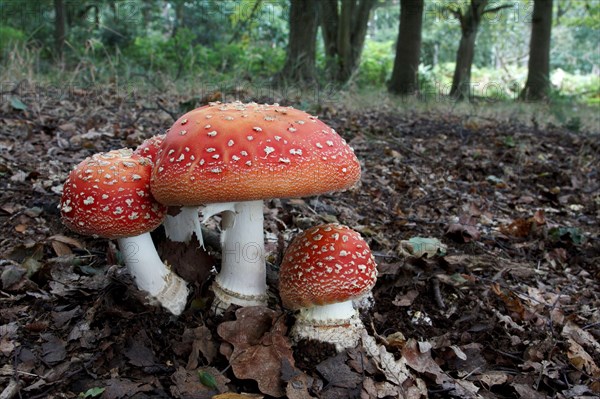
150, 102, 361, 205
279, 224, 378, 310
60, 149, 167, 238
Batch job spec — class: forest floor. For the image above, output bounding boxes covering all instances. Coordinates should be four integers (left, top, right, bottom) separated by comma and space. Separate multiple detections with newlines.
0, 83, 599, 399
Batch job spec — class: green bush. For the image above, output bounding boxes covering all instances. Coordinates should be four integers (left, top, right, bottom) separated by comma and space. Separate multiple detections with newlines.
357, 40, 395, 87
0, 26, 25, 58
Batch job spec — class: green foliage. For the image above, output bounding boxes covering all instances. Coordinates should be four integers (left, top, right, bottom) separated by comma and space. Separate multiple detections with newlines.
357, 40, 395, 86
78, 387, 105, 398
0, 25, 25, 57
198, 370, 218, 389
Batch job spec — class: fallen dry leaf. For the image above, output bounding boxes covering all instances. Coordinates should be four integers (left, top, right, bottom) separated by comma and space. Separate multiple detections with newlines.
217, 307, 295, 397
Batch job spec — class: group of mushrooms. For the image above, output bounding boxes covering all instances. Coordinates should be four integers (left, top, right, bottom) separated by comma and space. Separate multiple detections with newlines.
59, 102, 378, 350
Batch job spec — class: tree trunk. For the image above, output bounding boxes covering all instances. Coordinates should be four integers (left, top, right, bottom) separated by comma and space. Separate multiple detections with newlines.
54, 0, 66, 62
450, 28, 478, 99
520, 0, 553, 101
389, 0, 424, 95
278, 0, 319, 83
319, 0, 376, 83
320, 0, 339, 77
172, 0, 185, 37
449, 1, 485, 100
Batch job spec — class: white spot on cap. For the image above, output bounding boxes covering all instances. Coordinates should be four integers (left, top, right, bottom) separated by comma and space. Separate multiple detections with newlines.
114, 207, 123, 215
279, 157, 290, 163
205, 124, 211, 129
289, 149, 302, 156
207, 148, 216, 153
224, 116, 234, 121
264, 146, 275, 156
212, 154, 219, 159
210, 167, 222, 173
253, 127, 262, 132
342, 168, 347, 173
181, 119, 188, 125
316, 142, 323, 149
228, 140, 234, 147
245, 161, 252, 166
176, 154, 185, 162
128, 212, 139, 220
125, 198, 134, 207
247, 135, 254, 141
232, 155, 240, 161
83, 196, 94, 205
288, 127, 297, 132
101, 194, 109, 200
241, 151, 248, 156
180, 130, 187, 136
132, 174, 142, 180
326, 140, 334, 147
208, 131, 217, 137
168, 149, 175, 155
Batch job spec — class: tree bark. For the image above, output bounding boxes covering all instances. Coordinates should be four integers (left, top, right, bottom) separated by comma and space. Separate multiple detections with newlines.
389, 0, 424, 95
278, 0, 319, 83
449, 0, 485, 100
450, 27, 479, 100
520, 0, 553, 101
319, 0, 376, 83
54, 0, 66, 62
172, 0, 185, 37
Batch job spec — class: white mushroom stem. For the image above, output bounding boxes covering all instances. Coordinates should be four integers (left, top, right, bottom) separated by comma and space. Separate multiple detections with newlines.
202, 200, 268, 313
291, 300, 364, 352
117, 233, 189, 315
162, 206, 204, 246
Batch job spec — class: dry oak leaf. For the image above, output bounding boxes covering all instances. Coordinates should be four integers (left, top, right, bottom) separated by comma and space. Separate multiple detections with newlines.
217, 307, 295, 397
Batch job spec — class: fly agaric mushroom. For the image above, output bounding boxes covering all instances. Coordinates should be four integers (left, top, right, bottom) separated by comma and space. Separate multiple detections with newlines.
135, 135, 204, 245
150, 102, 361, 313
279, 223, 378, 351
60, 149, 189, 315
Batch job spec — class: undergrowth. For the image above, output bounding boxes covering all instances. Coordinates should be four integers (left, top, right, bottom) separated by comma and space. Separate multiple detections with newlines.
1, 44, 598, 135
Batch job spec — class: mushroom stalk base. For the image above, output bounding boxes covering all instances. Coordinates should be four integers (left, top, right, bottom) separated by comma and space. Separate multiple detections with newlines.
203, 200, 268, 314
118, 234, 189, 315
291, 301, 364, 352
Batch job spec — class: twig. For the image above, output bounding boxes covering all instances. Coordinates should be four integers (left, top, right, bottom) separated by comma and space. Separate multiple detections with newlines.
431, 277, 446, 309
0, 379, 20, 399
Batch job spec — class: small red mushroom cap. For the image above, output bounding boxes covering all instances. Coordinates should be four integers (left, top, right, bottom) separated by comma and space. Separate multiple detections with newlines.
60, 149, 167, 239
279, 224, 378, 310
151, 102, 361, 206
134, 134, 165, 163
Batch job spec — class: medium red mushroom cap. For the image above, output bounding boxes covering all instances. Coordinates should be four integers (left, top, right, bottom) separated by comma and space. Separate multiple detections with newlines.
150, 102, 361, 205
60, 149, 167, 238
279, 224, 378, 310
134, 134, 165, 162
